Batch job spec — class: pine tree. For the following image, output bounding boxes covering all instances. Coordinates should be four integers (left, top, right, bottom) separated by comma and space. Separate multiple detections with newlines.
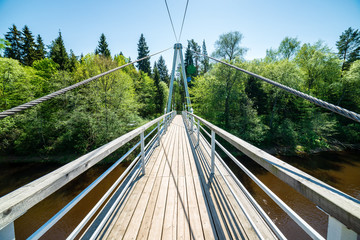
35, 34, 46, 60
95, 33, 111, 58
4, 24, 22, 61
185, 41, 195, 77
49, 31, 69, 70
68, 49, 77, 72
157, 55, 169, 85
201, 40, 210, 74
21, 25, 36, 66
336, 27, 360, 71
137, 34, 151, 75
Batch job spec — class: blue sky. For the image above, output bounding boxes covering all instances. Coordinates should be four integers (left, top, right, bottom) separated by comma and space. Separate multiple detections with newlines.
1, 0, 359, 68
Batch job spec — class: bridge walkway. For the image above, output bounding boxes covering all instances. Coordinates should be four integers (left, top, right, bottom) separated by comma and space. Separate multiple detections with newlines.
94, 115, 276, 239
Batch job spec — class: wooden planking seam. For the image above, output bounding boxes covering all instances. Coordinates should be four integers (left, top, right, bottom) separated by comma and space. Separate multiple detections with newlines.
103, 118, 176, 239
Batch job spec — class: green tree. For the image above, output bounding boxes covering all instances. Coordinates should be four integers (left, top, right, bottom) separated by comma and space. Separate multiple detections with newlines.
157, 55, 169, 85
185, 41, 195, 77
190, 39, 200, 76
265, 37, 300, 61
95, 33, 111, 58
153, 66, 165, 113
49, 31, 69, 70
137, 34, 151, 75
295, 41, 341, 96
0, 58, 35, 110
278, 37, 301, 60
4, 24, 22, 61
212, 31, 248, 128
201, 40, 210, 74
68, 49, 78, 72
213, 31, 248, 61
21, 25, 37, 66
35, 34, 46, 60
336, 27, 360, 71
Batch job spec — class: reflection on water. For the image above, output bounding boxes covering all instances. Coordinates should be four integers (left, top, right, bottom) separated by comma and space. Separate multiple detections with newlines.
1, 150, 359, 239
223, 149, 360, 239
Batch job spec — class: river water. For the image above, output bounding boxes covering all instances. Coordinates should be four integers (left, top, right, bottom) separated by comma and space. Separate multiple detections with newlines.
0, 150, 359, 239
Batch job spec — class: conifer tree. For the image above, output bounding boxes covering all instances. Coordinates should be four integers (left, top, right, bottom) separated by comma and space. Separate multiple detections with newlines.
157, 55, 169, 85
137, 34, 151, 75
95, 33, 111, 58
4, 24, 22, 61
336, 27, 360, 71
185, 41, 196, 77
35, 34, 46, 60
201, 40, 210, 74
21, 25, 36, 66
68, 49, 77, 72
49, 31, 69, 70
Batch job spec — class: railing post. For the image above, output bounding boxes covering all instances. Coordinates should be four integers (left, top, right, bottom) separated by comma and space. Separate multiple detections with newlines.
141, 131, 145, 175
197, 119, 200, 147
191, 110, 194, 133
0, 222, 15, 240
327, 216, 357, 240
211, 129, 215, 175
157, 121, 160, 147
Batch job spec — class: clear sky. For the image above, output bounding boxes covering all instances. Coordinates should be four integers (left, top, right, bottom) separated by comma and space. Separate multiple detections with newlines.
0, 0, 359, 68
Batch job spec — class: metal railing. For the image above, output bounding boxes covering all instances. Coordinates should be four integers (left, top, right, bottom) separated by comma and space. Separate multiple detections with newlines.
0, 111, 176, 239
183, 111, 360, 240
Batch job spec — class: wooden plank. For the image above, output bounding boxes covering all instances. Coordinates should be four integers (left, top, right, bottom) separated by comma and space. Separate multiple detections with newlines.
177, 176, 190, 240
182, 128, 205, 240
102, 118, 176, 239
181, 123, 216, 240
135, 123, 176, 239
147, 176, 170, 239
162, 123, 179, 240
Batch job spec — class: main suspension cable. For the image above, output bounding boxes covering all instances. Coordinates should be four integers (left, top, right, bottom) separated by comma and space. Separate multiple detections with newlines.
191, 50, 360, 123
0, 47, 172, 120
178, 0, 189, 42
164, 0, 178, 42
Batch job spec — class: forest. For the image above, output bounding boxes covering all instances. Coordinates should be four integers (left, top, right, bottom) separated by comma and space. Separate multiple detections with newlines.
0, 24, 360, 160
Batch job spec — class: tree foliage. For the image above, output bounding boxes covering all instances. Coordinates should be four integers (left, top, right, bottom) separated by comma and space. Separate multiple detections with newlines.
95, 33, 111, 58
213, 31, 248, 61
21, 25, 37, 66
4, 24, 22, 61
137, 34, 151, 75
49, 31, 69, 70
336, 27, 360, 71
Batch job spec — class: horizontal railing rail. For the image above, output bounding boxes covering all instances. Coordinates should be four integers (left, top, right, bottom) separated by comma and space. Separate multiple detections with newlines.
0, 111, 175, 234
184, 111, 360, 238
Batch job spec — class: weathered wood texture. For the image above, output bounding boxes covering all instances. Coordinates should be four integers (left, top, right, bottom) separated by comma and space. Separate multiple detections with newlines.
98, 115, 276, 239
187, 112, 360, 235
0, 112, 174, 231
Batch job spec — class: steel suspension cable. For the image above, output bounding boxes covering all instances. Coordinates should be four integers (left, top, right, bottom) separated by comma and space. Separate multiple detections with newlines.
178, 0, 189, 42
191, 50, 360, 123
164, 0, 178, 42
0, 47, 172, 120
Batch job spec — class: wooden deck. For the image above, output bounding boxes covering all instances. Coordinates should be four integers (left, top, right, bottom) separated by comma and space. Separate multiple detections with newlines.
95, 115, 276, 240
